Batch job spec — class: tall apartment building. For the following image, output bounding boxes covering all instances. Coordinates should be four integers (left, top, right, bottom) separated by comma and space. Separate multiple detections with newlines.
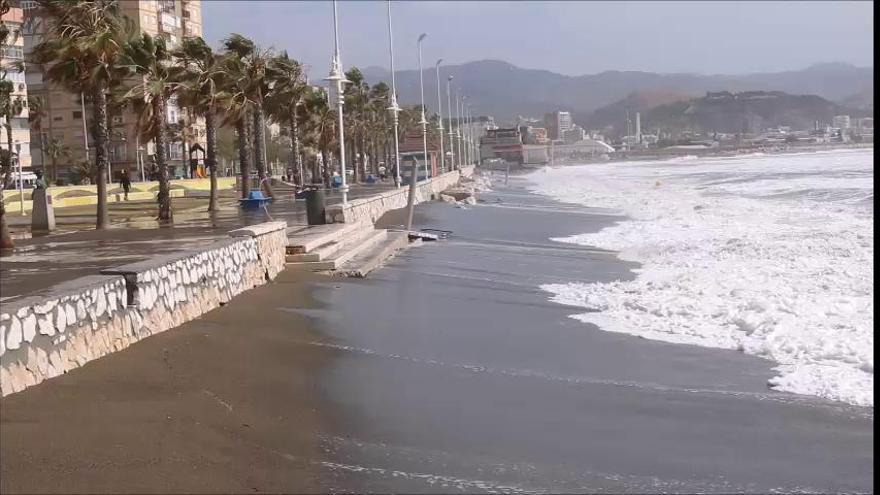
1, 4, 31, 171
543, 111, 572, 141
832, 115, 851, 130
22, 0, 205, 181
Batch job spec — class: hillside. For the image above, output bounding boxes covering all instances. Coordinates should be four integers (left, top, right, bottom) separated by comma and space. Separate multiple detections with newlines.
578, 91, 693, 134
361, 61, 873, 124
840, 87, 873, 110
621, 91, 870, 137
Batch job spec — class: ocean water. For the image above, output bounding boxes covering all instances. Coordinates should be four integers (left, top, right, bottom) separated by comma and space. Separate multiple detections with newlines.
529, 149, 874, 407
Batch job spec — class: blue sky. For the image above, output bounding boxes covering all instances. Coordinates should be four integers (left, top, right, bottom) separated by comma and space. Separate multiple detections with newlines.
204, 1, 874, 78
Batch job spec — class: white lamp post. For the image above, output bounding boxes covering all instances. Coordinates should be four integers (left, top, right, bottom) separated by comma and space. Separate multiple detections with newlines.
446, 75, 455, 170
455, 90, 463, 169
386, 0, 402, 188
15, 141, 23, 215
462, 98, 469, 166
325, 0, 349, 204
434, 59, 445, 174
417, 33, 429, 182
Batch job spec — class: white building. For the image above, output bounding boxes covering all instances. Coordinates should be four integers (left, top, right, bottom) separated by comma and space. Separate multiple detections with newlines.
1, 5, 31, 171
832, 115, 851, 130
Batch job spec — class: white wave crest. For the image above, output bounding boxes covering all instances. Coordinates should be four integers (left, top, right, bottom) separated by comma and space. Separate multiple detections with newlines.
531, 149, 874, 407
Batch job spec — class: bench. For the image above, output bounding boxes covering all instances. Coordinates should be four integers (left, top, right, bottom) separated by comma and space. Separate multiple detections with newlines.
239, 190, 272, 209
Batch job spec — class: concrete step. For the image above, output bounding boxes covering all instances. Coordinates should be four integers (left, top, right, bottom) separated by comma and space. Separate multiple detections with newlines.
286, 220, 370, 254
286, 229, 388, 271
285, 224, 380, 262
333, 231, 410, 278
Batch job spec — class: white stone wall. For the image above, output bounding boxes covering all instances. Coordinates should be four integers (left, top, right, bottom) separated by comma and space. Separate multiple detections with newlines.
0, 222, 288, 396
327, 166, 476, 225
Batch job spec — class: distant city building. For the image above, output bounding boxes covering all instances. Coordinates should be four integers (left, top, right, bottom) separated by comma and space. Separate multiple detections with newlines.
832, 115, 851, 130
543, 111, 572, 140
562, 126, 586, 144
552, 139, 615, 160
479, 127, 523, 164
399, 129, 441, 178
1, 5, 31, 171
519, 126, 549, 145
22, 0, 205, 180
854, 117, 873, 131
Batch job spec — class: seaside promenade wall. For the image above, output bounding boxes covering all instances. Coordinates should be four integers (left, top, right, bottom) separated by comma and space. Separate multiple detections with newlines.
1, 177, 236, 213
326, 166, 475, 225
0, 221, 287, 396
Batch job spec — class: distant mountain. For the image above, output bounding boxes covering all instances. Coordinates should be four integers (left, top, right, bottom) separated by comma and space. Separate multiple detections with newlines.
579, 90, 693, 134
603, 90, 871, 137
839, 87, 873, 110
361, 61, 873, 124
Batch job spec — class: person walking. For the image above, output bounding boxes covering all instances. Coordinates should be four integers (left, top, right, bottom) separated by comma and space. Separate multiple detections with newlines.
119, 170, 132, 201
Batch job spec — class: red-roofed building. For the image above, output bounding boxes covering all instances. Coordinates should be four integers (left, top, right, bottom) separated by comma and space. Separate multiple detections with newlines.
399, 130, 441, 181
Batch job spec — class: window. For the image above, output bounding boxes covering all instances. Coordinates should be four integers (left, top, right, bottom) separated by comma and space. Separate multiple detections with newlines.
112, 115, 123, 125
72, 110, 83, 119
169, 142, 182, 160
21, 1, 38, 10
0, 47, 24, 60
53, 115, 63, 122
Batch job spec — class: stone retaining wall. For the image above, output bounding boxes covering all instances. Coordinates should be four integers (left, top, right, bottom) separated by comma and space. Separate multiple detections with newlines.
0, 222, 287, 396
326, 166, 475, 225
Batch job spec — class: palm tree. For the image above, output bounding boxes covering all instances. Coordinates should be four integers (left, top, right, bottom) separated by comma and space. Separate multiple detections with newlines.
265, 51, 307, 187
119, 31, 175, 221
44, 137, 69, 182
300, 88, 337, 187
0, 80, 24, 188
221, 34, 275, 197
171, 36, 224, 211
30, 0, 133, 230
343, 67, 370, 183
27, 95, 49, 179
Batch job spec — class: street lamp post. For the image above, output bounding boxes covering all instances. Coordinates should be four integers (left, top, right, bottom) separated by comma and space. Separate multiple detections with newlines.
417, 33, 429, 182
325, 0, 349, 204
15, 141, 23, 215
455, 90, 463, 169
405, 32, 429, 232
446, 75, 455, 170
462, 99, 469, 166
434, 59, 445, 174
386, 0, 402, 188
467, 104, 476, 165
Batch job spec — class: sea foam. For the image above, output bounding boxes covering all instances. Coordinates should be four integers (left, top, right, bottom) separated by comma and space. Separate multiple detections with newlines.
530, 149, 874, 407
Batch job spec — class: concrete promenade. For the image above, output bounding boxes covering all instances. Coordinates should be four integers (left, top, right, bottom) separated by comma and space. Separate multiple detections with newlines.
0, 169, 474, 398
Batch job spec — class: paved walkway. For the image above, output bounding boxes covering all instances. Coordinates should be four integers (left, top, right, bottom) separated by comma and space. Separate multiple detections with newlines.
0, 182, 400, 301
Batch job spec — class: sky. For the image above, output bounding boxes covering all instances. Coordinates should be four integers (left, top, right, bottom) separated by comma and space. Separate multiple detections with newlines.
203, 1, 874, 78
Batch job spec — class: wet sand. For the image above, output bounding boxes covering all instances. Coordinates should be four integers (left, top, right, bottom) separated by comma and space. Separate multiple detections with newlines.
0, 272, 331, 493
0, 176, 873, 493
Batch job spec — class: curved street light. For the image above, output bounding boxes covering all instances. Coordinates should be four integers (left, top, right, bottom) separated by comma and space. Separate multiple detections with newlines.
386, 0, 402, 187
417, 33, 429, 182
446, 75, 455, 170
435, 58, 445, 174
325, 0, 350, 204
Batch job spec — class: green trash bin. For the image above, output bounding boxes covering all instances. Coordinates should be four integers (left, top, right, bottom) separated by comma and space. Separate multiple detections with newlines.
305, 188, 326, 225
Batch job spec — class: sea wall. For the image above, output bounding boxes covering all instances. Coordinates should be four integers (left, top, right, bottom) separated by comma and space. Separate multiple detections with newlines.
326, 166, 475, 225
0, 221, 287, 396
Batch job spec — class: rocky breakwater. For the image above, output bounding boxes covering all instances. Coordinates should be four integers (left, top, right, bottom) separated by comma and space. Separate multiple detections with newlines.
0, 221, 288, 396
439, 172, 492, 206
